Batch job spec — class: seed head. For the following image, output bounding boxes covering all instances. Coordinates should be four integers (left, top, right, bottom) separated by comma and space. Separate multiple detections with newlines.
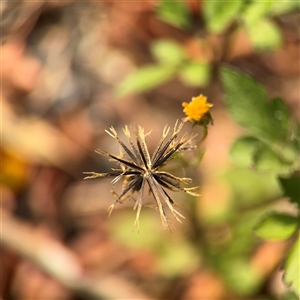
84, 121, 198, 231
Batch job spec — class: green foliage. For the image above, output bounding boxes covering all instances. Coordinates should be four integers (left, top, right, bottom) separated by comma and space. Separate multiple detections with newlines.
253, 145, 293, 173
240, 0, 289, 50
151, 40, 185, 66
221, 68, 285, 144
279, 174, 300, 208
156, 0, 191, 29
224, 260, 260, 295
179, 61, 211, 87
115, 65, 176, 97
230, 136, 262, 167
242, 0, 274, 27
202, 0, 290, 49
116, 39, 212, 96
283, 234, 300, 297
200, 167, 288, 295
116, 40, 188, 96
269, 96, 291, 129
222, 67, 299, 297
254, 212, 298, 240
117, 0, 298, 97
230, 136, 291, 172
246, 19, 282, 50
221, 67, 298, 172
203, 0, 244, 33
156, 0, 299, 36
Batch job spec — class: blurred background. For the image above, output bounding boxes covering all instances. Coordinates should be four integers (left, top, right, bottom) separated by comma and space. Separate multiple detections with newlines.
1, 1, 299, 299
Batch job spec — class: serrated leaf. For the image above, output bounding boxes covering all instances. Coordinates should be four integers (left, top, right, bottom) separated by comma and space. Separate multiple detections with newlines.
115, 65, 175, 97
203, 0, 244, 33
254, 212, 298, 241
279, 175, 300, 208
230, 136, 262, 167
246, 19, 282, 51
156, 0, 191, 29
151, 40, 185, 66
220, 68, 289, 145
284, 234, 300, 297
179, 61, 210, 87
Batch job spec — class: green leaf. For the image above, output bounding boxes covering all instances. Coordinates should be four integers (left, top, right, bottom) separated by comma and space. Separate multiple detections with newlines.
220, 67, 289, 145
179, 61, 211, 87
253, 145, 294, 173
284, 234, 300, 297
241, 1, 284, 51
151, 40, 185, 66
291, 122, 300, 152
246, 19, 282, 51
279, 175, 300, 208
230, 136, 262, 167
269, 97, 290, 130
242, 0, 274, 27
203, 0, 244, 33
254, 212, 298, 241
231, 138, 296, 175
156, 0, 191, 29
115, 65, 175, 96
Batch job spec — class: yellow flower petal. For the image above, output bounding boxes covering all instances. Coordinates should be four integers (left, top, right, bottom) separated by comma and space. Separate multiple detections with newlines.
182, 94, 213, 122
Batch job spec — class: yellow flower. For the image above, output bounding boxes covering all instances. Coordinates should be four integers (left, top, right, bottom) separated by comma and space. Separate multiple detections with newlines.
182, 94, 213, 126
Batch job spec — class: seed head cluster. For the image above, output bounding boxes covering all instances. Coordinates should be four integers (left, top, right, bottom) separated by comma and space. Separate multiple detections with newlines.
84, 121, 198, 230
